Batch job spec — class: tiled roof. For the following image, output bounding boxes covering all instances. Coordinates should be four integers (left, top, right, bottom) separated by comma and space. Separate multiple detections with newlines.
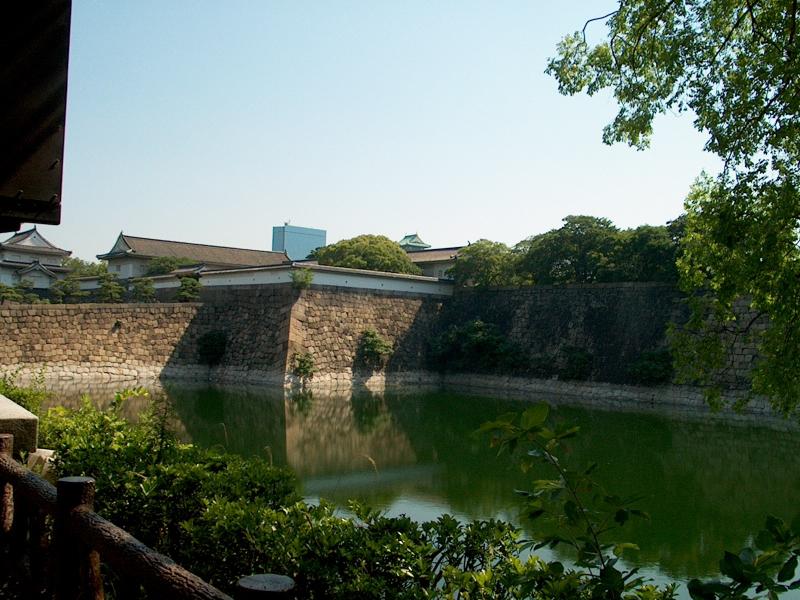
406, 247, 463, 263
399, 234, 431, 250
98, 234, 290, 267
0, 227, 70, 256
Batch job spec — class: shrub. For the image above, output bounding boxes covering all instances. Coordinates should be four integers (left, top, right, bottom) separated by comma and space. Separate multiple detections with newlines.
145, 256, 196, 276
629, 348, 674, 385
290, 267, 314, 289
50, 275, 89, 304
129, 277, 156, 302
429, 320, 524, 374
177, 277, 201, 302
97, 272, 125, 303
0, 370, 48, 415
356, 329, 393, 371
559, 346, 594, 381
292, 352, 315, 380
197, 330, 227, 366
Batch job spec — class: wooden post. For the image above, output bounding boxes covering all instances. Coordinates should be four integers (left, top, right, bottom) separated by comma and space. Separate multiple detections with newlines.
55, 476, 104, 600
0, 434, 14, 541
29, 505, 51, 596
235, 574, 296, 599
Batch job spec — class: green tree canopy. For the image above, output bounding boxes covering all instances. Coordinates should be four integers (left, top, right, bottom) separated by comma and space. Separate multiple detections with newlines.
177, 277, 202, 302
312, 235, 422, 275
129, 277, 156, 303
146, 256, 197, 276
547, 1, 800, 415
50, 275, 89, 304
447, 240, 528, 288
615, 224, 680, 283
97, 273, 124, 303
518, 216, 621, 284
63, 257, 107, 277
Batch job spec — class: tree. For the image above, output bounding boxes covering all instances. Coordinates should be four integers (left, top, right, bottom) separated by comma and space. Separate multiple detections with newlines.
312, 235, 422, 275
97, 273, 124, 303
177, 277, 201, 302
129, 277, 156, 303
517, 215, 620, 284
547, 2, 800, 415
0, 284, 22, 304
63, 257, 107, 277
447, 240, 528, 288
50, 275, 89, 304
146, 256, 196, 276
615, 225, 679, 283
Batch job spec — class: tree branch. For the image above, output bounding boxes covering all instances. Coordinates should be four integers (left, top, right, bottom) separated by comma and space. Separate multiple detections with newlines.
581, 10, 619, 44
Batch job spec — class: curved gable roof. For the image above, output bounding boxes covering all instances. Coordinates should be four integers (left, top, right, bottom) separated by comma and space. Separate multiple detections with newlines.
98, 234, 289, 268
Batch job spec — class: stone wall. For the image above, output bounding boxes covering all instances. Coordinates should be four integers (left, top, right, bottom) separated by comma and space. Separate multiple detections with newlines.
0, 285, 299, 385
0, 303, 204, 383
0, 283, 762, 407
441, 283, 688, 384
287, 286, 444, 387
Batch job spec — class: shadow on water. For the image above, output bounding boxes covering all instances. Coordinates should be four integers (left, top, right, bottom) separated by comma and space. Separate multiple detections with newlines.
47, 381, 800, 585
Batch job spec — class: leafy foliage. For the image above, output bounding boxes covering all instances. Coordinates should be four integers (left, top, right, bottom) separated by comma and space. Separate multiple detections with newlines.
448, 239, 530, 288
197, 330, 227, 366
176, 277, 201, 302
63, 257, 107, 277
292, 352, 315, 380
0, 280, 46, 304
145, 256, 197, 276
688, 515, 800, 599
518, 216, 621, 284
480, 404, 674, 600
0, 370, 48, 415
356, 329, 394, 371
128, 277, 156, 302
546, 1, 800, 412
290, 267, 314, 289
629, 349, 674, 386
430, 320, 525, 374
50, 275, 89, 304
97, 272, 125, 303
559, 346, 594, 381
312, 235, 422, 275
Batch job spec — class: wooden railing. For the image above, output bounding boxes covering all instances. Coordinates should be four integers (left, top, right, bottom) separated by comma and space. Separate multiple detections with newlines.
0, 433, 296, 599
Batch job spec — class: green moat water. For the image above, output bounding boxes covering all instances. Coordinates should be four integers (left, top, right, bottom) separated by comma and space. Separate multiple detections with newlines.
54, 383, 800, 597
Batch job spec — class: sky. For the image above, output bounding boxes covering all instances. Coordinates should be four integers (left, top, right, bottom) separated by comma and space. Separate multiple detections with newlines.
38, 1, 721, 260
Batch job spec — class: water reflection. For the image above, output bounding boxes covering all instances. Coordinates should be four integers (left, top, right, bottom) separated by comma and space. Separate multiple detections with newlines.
47, 381, 800, 591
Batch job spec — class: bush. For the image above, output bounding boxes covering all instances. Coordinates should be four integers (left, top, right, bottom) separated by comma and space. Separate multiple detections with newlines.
197, 331, 227, 366
429, 320, 524, 374
177, 277, 201, 302
97, 273, 125, 303
356, 329, 393, 371
292, 352, 315, 380
129, 277, 156, 302
0, 370, 48, 415
290, 267, 314, 289
559, 346, 594, 381
629, 348, 674, 385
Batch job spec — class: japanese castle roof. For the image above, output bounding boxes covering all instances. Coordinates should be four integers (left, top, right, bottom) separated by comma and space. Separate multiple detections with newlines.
398, 233, 431, 251
0, 227, 71, 256
97, 233, 289, 268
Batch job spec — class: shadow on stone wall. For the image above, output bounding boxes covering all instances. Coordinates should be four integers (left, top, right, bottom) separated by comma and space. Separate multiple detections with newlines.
438, 283, 690, 384
159, 284, 299, 384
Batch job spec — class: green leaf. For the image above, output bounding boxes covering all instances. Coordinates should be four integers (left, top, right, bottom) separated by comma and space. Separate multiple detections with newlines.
613, 542, 640, 557
521, 404, 549, 430
778, 556, 798, 583
564, 500, 580, 525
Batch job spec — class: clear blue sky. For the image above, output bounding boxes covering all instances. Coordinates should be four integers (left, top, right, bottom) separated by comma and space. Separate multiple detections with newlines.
39, 1, 720, 260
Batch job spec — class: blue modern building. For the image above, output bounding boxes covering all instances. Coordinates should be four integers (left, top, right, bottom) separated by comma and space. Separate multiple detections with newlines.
272, 224, 327, 260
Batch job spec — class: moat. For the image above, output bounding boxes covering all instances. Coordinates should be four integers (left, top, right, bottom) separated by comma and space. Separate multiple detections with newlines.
49, 382, 800, 598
